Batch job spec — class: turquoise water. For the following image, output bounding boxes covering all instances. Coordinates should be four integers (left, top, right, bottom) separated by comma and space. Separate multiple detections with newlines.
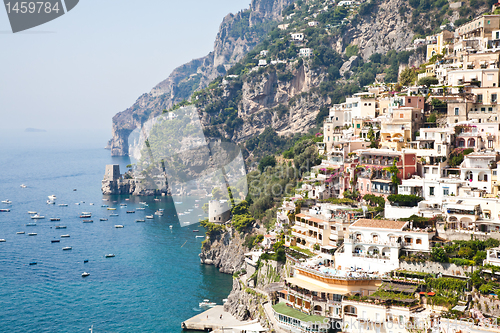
0, 130, 232, 332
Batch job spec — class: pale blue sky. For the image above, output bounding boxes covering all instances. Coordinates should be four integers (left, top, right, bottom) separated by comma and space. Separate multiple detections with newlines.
0, 0, 250, 133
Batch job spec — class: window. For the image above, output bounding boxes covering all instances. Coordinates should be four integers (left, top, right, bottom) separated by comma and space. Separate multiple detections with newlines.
429, 187, 435, 196
357, 124, 361, 128
481, 107, 486, 112
488, 74, 494, 81
416, 239, 422, 244
455, 107, 459, 116
489, 107, 493, 112
443, 188, 449, 196
494, 170, 497, 176
478, 94, 483, 103
493, 94, 497, 103
408, 98, 411, 103
400, 114, 404, 118
489, 140, 494, 148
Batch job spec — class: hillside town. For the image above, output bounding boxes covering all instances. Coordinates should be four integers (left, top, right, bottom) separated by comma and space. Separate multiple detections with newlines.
216, 4, 500, 333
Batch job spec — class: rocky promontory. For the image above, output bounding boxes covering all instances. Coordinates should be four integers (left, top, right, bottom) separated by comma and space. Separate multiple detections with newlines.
199, 227, 247, 274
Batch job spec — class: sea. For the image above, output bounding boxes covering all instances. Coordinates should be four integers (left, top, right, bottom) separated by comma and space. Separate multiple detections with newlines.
0, 129, 233, 332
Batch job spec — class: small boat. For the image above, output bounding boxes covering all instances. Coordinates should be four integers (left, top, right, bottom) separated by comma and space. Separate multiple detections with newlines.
26, 223, 36, 226
28, 233, 37, 236
195, 235, 204, 238
120, 203, 127, 206
195, 200, 200, 202
126, 211, 135, 214
59, 204, 68, 207
174, 202, 182, 204
198, 214, 203, 217
48, 195, 57, 201
105, 254, 115, 258
73, 189, 77, 191
188, 209, 193, 212
135, 219, 145, 222
81, 212, 92, 215
20, 184, 27, 188
90, 203, 94, 206
102, 199, 109, 201
61, 234, 70, 237
194, 204, 199, 208
101, 205, 109, 207
29, 262, 37, 265
154, 198, 160, 202
1, 199, 12, 204
169, 225, 173, 229
47, 200, 55, 205
154, 210, 163, 216
17, 231, 25, 234
159, 208, 164, 211
75, 203, 80, 205
51, 239, 60, 243
62, 247, 72, 250
107, 207, 116, 210
109, 213, 119, 217
55, 226, 66, 229
139, 202, 146, 205
199, 299, 217, 308
84, 259, 88, 263
100, 218, 108, 221
31, 214, 45, 219
114, 225, 124, 228
82, 220, 93, 223
80, 215, 91, 218
146, 215, 154, 219
0, 209, 10, 212
125, 198, 129, 201
50, 218, 61, 221
184, 211, 191, 215
0, 239, 6, 242
178, 213, 184, 216
136, 207, 145, 210
27, 211, 37, 214
82, 272, 90, 277
193, 230, 199, 232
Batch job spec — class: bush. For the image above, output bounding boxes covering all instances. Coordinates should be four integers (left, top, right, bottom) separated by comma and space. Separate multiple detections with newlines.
387, 194, 423, 207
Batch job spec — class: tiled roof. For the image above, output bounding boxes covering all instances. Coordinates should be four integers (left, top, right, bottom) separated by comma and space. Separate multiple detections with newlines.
350, 219, 407, 230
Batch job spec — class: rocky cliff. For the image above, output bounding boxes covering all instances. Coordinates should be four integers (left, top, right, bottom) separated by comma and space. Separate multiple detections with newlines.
108, 0, 293, 156
199, 227, 248, 274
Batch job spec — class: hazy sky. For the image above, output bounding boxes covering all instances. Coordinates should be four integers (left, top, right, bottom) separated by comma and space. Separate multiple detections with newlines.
0, 0, 250, 133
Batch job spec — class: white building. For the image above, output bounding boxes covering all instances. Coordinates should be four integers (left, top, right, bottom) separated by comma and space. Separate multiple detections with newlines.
335, 219, 433, 274
290, 32, 304, 41
258, 59, 267, 66
460, 152, 498, 193
485, 247, 500, 266
299, 48, 313, 57
308, 21, 319, 27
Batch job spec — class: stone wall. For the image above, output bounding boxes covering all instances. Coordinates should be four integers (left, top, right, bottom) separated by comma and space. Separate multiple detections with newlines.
399, 261, 475, 277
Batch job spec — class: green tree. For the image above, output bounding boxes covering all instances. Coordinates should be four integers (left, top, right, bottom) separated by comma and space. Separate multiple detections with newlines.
399, 67, 417, 86
384, 160, 401, 190
431, 246, 449, 263
345, 44, 359, 57
258, 155, 277, 172
418, 76, 439, 87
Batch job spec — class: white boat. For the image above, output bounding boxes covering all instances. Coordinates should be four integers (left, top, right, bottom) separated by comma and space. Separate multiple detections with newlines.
105, 254, 115, 258
136, 207, 145, 210
195, 235, 204, 238
81, 212, 92, 215
136, 219, 145, 222
20, 184, 27, 188
48, 195, 57, 201
174, 202, 182, 204
82, 272, 90, 277
139, 202, 146, 205
26, 223, 36, 226
1, 200, 12, 204
28, 233, 37, 236
90, 203, 94, 206
102, 199, 109, 201
120, 203, 127, 206
114, 225, 124, 228
154, 210, 163, 216
0, 239, 6, 242
169, 225, 173, 229
199, 299, 217, 308
146, 215, 154, 219
47, 200, 55, 205
188, 209, 193, 211
59, 204, 68, 207
27, 211, 37, 214
109, 213, 118, 216
55, 226, 66, 229
154, 198, 160, 201
17, 231, 25, 234
75, 203, 80, 205
194, 204, 199, 208
31, 214, 45, 219
100, 218, 108, 221
62, 247, 72, 250
61, 234, 70, 237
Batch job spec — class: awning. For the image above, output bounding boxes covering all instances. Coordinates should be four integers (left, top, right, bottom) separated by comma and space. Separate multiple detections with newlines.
286, 277, 351, 294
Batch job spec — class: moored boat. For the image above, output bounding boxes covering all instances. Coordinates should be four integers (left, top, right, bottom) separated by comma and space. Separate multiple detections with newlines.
0, 209, 10, 212
62, 247, 72, 250
136, 207, 145, 210
82, 220, 93, 223
107, 207, 116, 210
59, 204, 68, 207
109, 213, 118, 216
136, 219, 145, 222
1, 199, 12, 204
28, 233, 37, 236
27, 211, 37, 214
100, 218, 108, 221
51, 239, 60, 243
105, 254, 115, 258
26, 223, 36, 226
31, 214, 45, 219
82, 272, 90, 277
146, 215, 154, 219
55, 226, 66, 229
61, 234, 70, 237
80, 214, 91, 218
17, 231, 25, 234
48, 195, 57, 201
50, 218, 61, 221
114, 225, 124, 228
199, 299, 217, 308
126, 211, 135, 213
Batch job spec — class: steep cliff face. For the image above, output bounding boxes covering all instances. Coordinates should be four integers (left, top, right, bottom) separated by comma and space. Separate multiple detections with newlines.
109, 0, 293, 156
199, 227, 247, 274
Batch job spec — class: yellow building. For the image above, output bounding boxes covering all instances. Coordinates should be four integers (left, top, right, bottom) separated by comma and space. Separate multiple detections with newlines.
426, 30, 454, 61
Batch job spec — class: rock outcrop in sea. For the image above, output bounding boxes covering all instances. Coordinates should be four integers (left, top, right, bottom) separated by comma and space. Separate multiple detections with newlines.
199, 227, 247, 274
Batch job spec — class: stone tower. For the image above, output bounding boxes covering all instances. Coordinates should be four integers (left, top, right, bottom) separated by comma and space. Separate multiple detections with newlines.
208, 200, 230, 224
104, 165, 121, 181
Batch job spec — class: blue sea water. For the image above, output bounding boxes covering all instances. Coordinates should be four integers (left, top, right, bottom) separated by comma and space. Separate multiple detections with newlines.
0, 130, 232, 332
